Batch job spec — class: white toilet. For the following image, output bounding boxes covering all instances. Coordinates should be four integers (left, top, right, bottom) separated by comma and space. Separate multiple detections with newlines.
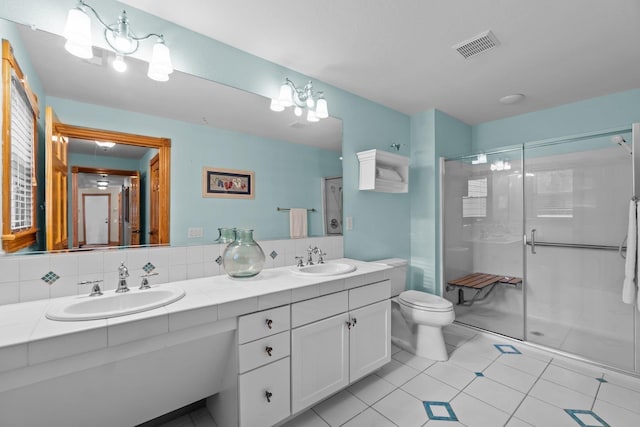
376, 259, 455, 361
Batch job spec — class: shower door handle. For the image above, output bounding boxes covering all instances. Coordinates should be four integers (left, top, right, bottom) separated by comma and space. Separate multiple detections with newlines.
529, 229, 536, 254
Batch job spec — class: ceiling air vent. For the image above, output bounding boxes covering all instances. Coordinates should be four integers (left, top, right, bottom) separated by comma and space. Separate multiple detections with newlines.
453, 30, 500, 59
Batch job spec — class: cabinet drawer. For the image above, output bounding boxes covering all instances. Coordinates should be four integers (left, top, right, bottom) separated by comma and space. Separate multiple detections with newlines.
291, 291, 348, 328
238, 305, 290, 344
238, 357, 290, 427
239, 330, 290, 374
349, 280, 390, 310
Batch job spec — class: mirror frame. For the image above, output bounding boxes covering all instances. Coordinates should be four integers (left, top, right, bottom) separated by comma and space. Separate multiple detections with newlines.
52, 122, 171, 247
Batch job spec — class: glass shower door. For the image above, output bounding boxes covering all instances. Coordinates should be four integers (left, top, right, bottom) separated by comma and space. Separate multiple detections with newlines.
442, 147, 525, 340
523, 134, 636, 370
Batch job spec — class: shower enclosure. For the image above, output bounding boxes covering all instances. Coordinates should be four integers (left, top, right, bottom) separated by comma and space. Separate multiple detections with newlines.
323, 177, 343, 235
441, 124, 640, 373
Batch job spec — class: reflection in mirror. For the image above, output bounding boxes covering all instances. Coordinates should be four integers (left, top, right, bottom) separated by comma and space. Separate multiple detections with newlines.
0, 18, 343, 254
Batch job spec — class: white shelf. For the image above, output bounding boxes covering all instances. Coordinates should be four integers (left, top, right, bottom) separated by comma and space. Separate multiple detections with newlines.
356, 149, 409, 193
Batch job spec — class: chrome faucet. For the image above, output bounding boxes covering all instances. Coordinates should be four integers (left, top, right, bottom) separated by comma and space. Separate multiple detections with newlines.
139, 272, 158, 290
305, 246, 326, 265
79, 279, 103, 296
116, 261, 130, 293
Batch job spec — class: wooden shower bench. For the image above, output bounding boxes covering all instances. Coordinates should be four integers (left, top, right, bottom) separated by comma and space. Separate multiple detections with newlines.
447, 273, 522, 306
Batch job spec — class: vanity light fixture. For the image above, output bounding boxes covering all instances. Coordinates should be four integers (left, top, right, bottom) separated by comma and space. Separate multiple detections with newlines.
63, 0, 173, 81
270, 78, 329, 122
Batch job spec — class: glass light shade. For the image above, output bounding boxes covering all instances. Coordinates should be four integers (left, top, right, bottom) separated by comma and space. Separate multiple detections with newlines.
278, 83, 294, 107
147, 40, 173, 82
294, 106, 302, 117
64, 7, 92, 47
64, 40, 93, 59
270, 98, 284, 112
315, 98, 328, 118
307, 109, 319, 122
112, 55, 127, 72
306, 97, 315, 108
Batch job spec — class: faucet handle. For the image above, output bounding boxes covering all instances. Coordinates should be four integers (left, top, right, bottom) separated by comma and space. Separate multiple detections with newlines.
295, 256, 304, 267
139, 272, 159, 290
318, 251, 326, 264
79, 279, 103, 296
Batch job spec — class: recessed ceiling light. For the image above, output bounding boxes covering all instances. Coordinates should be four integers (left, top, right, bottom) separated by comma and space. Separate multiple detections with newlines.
499, 93, 525, 105
95, 140, 116, 149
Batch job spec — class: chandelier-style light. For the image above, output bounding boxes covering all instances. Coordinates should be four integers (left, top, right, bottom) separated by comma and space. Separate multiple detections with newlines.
63, 0, 173, 81
270, 78, 329, 122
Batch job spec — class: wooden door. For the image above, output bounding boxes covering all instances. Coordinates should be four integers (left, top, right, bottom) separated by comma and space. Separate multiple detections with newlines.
291, 313, 349, 413
45, 106, 68, 250
129, 172, 141, 245
349, 300, 391, 382
149, 154, 160, 244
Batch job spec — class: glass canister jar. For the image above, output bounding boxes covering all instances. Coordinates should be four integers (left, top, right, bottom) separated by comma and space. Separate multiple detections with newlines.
222, 228, 265, 278
215, 227, 235, 243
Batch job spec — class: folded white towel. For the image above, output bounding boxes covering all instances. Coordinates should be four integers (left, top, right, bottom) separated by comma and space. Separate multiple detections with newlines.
376, 166, 403, 182
622, 199, 637, 305
289, 208, 308, 239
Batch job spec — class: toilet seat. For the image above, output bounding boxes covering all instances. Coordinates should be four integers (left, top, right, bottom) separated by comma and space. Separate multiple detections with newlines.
398, 290, 453, 312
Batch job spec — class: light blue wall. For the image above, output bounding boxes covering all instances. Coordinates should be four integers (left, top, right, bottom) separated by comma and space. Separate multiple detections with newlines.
410, 110, 471, 294
2, 0, 412, 260
473, 89, 640, 152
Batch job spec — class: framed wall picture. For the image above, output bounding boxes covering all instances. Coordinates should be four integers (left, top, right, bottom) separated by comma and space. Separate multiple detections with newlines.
203, 167, 255, 199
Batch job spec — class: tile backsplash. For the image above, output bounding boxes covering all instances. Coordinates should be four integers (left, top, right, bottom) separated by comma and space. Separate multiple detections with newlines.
0, 236, 343, 306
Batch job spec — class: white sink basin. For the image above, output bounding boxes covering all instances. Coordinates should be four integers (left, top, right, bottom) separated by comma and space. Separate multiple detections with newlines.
291, 262, 357, 276
46, 286, 186, 321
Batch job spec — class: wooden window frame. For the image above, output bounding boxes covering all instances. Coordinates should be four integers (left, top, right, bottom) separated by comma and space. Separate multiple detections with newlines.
2, 39, 40, 252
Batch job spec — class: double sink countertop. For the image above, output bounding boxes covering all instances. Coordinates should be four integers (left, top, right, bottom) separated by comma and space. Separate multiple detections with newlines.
0, 259, 391, 373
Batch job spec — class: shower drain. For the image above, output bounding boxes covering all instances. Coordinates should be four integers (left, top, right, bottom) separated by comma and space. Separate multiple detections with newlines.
530, 331, 544, 336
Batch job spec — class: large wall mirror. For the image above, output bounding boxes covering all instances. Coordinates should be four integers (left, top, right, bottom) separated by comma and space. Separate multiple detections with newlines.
0, 17, 343, 254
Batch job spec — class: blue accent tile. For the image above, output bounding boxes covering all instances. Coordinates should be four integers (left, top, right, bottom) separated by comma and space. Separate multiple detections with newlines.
142, 262, 155, 273
475, 372, 484, 377
596, 377, 608, 383
423, 401, 458, 422
564, 409, 610, 427
41, 271, 60, 285
215, 256, 223, 265
494, 344, 521, 354
270, 250, 278, 259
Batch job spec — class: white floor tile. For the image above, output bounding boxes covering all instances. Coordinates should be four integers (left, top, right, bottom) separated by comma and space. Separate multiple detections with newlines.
373, 388, 430, 427
348, 374, 396, 406
424, 362, 475, 390
424, 420, 465, 426
442, 327, 474, 348
280, 409, 330, 427
447, 346, 495, 373
375, 359, 420, 387
597, 381, 640, 414
528, 378, 594, 410
514, 396, 581, 427
453, 336, 502, 361
495, 352, 548, 377
593, 399, 640, 427
340, 408, 395, 427
540, 364, 600, 397
504, 417, 534, 427
392, 350, 437, 371
391, 344, 402, 355
449, 392, 510, 427
312, 390, 367, 427
189, 408, 217, 427
464, 376, 525, 414
602, 369, 640, 393
401, 372, 459, 403
551, 355, 606, 379
482, 361, 537, 393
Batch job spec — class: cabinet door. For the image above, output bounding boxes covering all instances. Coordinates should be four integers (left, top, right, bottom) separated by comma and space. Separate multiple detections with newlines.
291, 313, 350, 414
238, 357, 290, 427
349, 300, 391, 383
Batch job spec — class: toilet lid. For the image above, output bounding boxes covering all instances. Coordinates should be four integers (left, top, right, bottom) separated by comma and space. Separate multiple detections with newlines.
398, 290, 453, 312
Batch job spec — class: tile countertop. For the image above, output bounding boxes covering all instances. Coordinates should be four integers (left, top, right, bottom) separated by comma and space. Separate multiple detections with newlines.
0, 259, 390, 370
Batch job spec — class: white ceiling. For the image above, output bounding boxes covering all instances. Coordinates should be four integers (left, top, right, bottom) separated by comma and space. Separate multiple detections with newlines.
121, 0, 640, 125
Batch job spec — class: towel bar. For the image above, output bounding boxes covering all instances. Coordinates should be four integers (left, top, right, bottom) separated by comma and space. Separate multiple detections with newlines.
277, 207, 316, 212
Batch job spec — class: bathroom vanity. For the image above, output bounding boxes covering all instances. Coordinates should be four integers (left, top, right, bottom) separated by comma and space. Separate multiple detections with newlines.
0, 259, 391, 427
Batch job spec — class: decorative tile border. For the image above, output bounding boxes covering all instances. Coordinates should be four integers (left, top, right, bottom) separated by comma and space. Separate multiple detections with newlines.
41, 271, 60, 285
564, 409, 610, 427
423, 401, 458, 422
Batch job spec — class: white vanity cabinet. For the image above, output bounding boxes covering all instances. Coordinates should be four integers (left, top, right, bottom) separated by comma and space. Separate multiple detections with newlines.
290, 280, 391, 414
237, 305, 291, 427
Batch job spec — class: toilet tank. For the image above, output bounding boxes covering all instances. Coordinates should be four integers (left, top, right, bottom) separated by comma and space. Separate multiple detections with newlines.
375, 258, 408, 297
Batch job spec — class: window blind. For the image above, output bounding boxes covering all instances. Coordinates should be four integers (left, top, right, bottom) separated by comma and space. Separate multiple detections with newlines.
10, 73, 35, 231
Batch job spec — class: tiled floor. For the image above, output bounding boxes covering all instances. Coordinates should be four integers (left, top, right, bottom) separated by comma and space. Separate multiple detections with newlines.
162, 323, 640, 427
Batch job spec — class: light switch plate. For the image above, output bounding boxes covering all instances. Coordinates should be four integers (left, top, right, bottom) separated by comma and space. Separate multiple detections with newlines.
188, 227, 204, 238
